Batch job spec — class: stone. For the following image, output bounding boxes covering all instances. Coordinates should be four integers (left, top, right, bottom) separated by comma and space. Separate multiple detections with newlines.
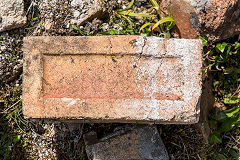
84, 125, 169, 160
73, 10, 81, 19
43, 19, 53, 31
23, 35, 202, 123
0, 0, 27, 32
70, 0, 107, 26
71, 0, 85, 8
163, 0, 240, 41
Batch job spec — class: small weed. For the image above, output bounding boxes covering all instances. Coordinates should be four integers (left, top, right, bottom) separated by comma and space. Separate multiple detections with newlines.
70, 0, 175, 37
201, 35, 240, 159
111, 0, 175, 37
0, 86, 35, 159
0, 36, 5, 44
26, 0, 40, 18
139, 0, 175, 37
69, 24, 94, 36
203, 35, 240, 105
115, 0, 156, 29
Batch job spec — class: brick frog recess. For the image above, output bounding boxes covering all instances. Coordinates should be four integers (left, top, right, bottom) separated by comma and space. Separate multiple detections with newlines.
23, 36, 202, 123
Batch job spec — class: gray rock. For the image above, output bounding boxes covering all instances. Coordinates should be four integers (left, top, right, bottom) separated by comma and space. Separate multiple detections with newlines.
0, 0, 27, 32
188, 0, 211, 12
73, 10, 81, 19
71, 0, 83, 8
70, 0, 107, 26
84, 125, 169, 160
101, 23, 109, 32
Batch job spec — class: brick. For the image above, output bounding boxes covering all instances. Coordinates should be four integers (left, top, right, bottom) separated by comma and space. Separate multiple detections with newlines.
84, 125, 169, 160
23, 36, 202, 123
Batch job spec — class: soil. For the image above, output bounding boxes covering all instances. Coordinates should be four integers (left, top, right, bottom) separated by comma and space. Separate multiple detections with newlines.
0, 0, 238, 159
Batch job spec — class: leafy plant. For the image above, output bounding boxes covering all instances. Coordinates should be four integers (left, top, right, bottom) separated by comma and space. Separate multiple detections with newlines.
203, 35, 240, 105
201, 35, 240, 159
209, 107, 240, 144
0, 86, 36, 159
115, 0, 156, 29
139, 0, 175, 37
69, 0, 176, 37
110, 0, 175, 37
69, 24, 96, 36
199, 35, 208, 47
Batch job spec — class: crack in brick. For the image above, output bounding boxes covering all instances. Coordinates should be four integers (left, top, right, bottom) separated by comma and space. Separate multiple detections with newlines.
108, 37, 113, 55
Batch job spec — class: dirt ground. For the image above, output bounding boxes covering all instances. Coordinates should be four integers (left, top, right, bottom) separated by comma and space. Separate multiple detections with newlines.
0, 0, 239, 159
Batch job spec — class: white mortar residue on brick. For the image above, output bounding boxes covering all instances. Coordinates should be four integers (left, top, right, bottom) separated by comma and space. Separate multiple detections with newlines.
129, 37, 202, 122
62, 98, 79, 107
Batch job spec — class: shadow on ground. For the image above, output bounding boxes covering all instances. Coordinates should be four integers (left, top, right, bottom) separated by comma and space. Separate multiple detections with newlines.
51, 122, 211, 160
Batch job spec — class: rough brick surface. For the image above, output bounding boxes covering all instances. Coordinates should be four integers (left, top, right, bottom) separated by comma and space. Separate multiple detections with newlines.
23, 36, 202, 123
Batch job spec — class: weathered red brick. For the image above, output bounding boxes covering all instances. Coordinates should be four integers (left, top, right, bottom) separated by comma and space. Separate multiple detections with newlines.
23, 36, 202, 123
162, 0, 240, 41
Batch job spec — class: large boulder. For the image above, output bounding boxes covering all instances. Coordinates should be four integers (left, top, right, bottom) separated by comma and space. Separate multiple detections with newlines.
164, 0, 240, 42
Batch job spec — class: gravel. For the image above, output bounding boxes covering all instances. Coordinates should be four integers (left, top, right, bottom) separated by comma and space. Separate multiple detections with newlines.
0, 0, 158, 159
0, 0, 211, 159
0, 31, 24, 86
71, 0, 96, 20
0, 0, 89, 158
0, 0, 117, 158
24, 120, 85, 159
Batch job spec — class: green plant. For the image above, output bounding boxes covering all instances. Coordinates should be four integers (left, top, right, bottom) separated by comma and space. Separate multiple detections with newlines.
114, 0, 156, 29
203, 36, 240, 105
96, 0, 155, 36
0, 86, 35, 159
69, 25, 85, 35
199, 35, 208, 47
201, 35, 240, 159
209, 107, 240, 144
116, 0, 156, 18
69, 24, 97, 36
139, 0, 175, 37
26, 0, 40, 18
72, 0, 176, 37
114, 0, 175, 37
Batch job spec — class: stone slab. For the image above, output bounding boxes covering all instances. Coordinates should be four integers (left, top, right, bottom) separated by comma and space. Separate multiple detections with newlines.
23, 36, 202, 123
0, 0, 27, 32
84, 125, 169, 160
